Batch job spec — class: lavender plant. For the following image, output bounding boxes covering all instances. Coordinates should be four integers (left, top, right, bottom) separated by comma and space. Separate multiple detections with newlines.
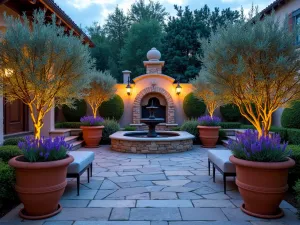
18, 136, 72, 162
228, 129, 291, 162
198, 115, 221, 126
80, 116, 104, 126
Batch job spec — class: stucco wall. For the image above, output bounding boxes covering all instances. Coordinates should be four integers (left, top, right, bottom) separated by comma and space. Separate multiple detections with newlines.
116, 74, 193, 127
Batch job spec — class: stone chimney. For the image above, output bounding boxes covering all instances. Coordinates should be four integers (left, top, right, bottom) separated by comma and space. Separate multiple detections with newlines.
122, 70, 131, 84
143, 48, 165, 74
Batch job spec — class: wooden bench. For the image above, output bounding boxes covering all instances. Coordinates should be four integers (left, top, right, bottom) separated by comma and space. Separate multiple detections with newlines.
67, 151, 95, 196
208, 150, 236, 194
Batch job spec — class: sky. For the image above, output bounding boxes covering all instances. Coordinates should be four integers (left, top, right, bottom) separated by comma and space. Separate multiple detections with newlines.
55, 0, 275, 29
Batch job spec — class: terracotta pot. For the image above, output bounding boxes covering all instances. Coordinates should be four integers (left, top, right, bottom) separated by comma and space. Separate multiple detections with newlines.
197, 126, 220, 148
80, 126, 104, 148
230, 156, 295, 218
8, 155, 74, 220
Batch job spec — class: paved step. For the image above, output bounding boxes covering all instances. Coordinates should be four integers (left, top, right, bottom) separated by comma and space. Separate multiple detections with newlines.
71, 140, 84, 151
65, 136, 79, 144
4, 131, 34, 139
49, 129, 71, 137
70, 129, 82, 136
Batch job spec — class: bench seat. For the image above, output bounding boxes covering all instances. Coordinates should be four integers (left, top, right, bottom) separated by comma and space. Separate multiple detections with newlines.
67, 151, 95, 195
207, 150, 236, 194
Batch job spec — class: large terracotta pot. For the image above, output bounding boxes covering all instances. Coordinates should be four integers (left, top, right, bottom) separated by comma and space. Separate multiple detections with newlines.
80, 126, 104, 148
197, 126, 220, 148
8, 155, 74, 220
230, 156, 295, 219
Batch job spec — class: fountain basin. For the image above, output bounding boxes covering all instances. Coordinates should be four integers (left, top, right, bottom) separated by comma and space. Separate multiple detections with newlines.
110, 131, 194, 154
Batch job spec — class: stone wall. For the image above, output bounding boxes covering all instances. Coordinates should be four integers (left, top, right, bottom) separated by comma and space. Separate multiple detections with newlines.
111, 139, 193, 154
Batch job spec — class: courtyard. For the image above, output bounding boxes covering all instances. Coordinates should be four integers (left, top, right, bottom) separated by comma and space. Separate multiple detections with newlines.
1, 145, 298, 225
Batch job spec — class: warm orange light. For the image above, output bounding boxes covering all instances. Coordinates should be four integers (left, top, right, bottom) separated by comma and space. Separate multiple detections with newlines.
176, 81, 182, 95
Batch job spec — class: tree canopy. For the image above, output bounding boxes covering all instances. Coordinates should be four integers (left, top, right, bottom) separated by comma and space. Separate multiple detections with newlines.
0, 10, 94, 139
197, 13, 300, 136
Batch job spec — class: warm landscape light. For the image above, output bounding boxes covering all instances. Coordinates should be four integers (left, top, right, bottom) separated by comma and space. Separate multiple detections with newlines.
126, 77, 132, 96
176, 81, 182, 95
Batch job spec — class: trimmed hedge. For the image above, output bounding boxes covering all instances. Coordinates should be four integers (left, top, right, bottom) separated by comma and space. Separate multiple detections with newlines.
0, 146, 22, 163
0, 161, 17, 202
288, 145, 300, 187
220, 104, 241, 122
62, 100, 87, 122
286, 129, 300, 145
55, 122, 83, 129
281, 101, 300, 129
180, 119, 199, 142
220, 122, 241, 129
101, 119, 120, 144
293, 179, 300, 216
3, 137, 25, 146
183, 93, 206, 119
123, 126, 136, 131
99, 95, 124, 121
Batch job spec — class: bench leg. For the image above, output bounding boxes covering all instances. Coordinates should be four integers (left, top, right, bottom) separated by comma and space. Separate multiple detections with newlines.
223, 175, 227, 194
90, 163, 93, 177
77, 174, 80, 196
87, 167, 90, 183
208, 159, 210, 176
213, 165, 216, 183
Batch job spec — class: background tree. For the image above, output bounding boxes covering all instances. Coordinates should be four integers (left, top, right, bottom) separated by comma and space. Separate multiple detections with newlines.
163, 5, 240, 82
0, 11, 93, 139
191, 76, 224, 117
198, 14, 300, 136
129, 0, 168, 25
120, 19, 163, 77
84, 71, 117, 118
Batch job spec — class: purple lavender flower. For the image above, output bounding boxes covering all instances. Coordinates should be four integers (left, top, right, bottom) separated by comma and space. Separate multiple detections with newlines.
228, 129, 291, 162
198, 115, 221, 126
18, 136, 72, 162
80, 116, 104, 126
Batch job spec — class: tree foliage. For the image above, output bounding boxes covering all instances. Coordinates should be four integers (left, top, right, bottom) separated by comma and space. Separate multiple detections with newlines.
83, 71, 117, 118
198, 14, 300, 136
162, 5, 240, 82
120, 19, 163, 77
0, 10, 93, 139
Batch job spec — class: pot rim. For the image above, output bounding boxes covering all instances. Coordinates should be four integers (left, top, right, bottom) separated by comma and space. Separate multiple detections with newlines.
8, 154, 74, 169
80, 126, 105, 129
229, 155, 295, 169
197, 126, 221, 129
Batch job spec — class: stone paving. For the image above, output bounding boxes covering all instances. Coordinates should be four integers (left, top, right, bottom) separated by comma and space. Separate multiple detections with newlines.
1, 145, 299, 225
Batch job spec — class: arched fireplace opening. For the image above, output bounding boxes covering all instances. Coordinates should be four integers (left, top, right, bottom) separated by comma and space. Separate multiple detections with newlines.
142, 97, 166, 122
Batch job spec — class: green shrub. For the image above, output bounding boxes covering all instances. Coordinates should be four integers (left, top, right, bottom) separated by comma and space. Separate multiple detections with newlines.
171, 126, 181, 131
282, 101, 300, 129
183, 93, 206, 119
287, 129, 300, 145
0, 146, 22, 163
99, 95, 124, 121
3, 137, 25, 146
124, 126, 136, 131
180, 119, 199, 142
218, 129, 226, 143
220, 122, 241, 129
55, 122, 83, 129
101, 119, 120, 144
270, 127, 287, 142
62, 99, 87, 122
220, 104, 241, 122
288, 145, 300, 187
0, 161, 17, 201
294, 179, 300, 217
240, 124, 255, 129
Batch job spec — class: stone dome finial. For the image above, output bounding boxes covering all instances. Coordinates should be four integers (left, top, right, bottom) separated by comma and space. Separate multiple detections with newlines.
147, 47, 161, 61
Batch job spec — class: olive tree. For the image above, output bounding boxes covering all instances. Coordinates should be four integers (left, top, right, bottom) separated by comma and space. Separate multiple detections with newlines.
198, 14, 300, 136
84, 71, 117, 118
191, 75, 225, 118
0, 11, 94, 139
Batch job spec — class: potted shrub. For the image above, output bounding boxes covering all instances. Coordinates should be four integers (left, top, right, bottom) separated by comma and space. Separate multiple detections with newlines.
80, 116, 105, 148
197, 115, 221, 148
8, 136, 74, 220
229, 130, 295, 219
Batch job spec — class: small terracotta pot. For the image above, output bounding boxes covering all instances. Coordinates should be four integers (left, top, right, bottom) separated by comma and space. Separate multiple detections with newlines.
230, 156, 295, 218
197, 126, 220, 148
8, 155, 74, 220
81, 126, 104, 148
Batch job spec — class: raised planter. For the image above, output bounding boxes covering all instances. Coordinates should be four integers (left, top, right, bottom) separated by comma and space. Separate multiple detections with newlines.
80, 126, 104, 148
197, 126, 220, 148
9, 155, 74, 220
230, 155, 295, 218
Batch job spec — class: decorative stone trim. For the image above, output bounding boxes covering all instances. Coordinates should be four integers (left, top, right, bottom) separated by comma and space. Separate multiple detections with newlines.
133, 86, 175, 124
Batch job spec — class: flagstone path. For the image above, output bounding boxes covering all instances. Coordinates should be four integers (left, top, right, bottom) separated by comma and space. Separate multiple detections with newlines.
1, 145, 299, 225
